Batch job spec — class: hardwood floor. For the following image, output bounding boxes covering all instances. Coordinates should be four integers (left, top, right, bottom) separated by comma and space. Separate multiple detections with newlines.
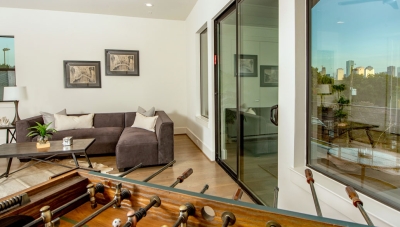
0, 135, 254, 203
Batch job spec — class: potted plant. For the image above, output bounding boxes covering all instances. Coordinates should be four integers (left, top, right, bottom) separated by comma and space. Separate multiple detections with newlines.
332, 84, 350, 124
27, 122, 57, 148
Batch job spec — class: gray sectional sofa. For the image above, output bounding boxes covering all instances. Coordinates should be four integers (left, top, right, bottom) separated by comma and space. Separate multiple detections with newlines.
16, 111, 174, 171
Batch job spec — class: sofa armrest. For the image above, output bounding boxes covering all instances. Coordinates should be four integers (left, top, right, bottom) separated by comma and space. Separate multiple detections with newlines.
155, 111, 174, 164
16, 115, 44, 142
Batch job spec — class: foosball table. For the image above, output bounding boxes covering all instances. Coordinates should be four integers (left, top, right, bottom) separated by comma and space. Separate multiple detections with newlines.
0, 167, 368, 227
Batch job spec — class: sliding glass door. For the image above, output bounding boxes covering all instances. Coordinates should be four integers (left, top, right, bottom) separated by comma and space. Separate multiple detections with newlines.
215, 0, 279, 205
216, 6, 238, 174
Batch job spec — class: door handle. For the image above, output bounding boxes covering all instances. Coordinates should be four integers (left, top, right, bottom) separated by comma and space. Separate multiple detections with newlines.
270, 105, 278, 126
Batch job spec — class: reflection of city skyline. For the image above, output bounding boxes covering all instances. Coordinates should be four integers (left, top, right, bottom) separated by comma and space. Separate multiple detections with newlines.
315, 59, 399, 79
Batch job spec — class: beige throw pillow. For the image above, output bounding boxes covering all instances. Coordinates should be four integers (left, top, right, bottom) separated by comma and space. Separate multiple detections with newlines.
40, 109, 67, 129
54, 113, 94, 131
132, 112, 158, 132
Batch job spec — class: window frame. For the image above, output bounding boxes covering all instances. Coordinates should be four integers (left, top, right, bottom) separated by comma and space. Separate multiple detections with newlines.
200, 28, 209, 119
0, 36, 16, 101
305, 0, 400, 211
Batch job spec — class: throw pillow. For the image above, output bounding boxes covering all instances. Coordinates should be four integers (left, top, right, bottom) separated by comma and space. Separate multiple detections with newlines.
246, 108, 256, 115
132, 112, 158, 132
40, 109, 67, 129
137, 106, 155, 117
54, 113, 94, 131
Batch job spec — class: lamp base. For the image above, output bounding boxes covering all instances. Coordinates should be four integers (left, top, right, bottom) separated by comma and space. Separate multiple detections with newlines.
11, 100, 20, 126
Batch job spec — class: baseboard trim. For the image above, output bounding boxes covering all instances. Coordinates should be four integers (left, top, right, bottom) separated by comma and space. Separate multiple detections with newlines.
185, 128, 215, 161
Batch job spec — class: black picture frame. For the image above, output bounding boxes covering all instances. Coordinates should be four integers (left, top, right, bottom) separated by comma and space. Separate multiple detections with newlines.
64, 61, 101, 88
105, 49, 139, 76
260, 65, 278, 87
234, 54, 258, 77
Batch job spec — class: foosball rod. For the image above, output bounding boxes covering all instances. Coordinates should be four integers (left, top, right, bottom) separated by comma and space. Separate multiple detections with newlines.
305, 169, 322, 217
199, 184, 209, 194
142, 160, 176, 182
273, 186, 279, 208
221, 211, 236, 227
122, 195, 161, 227
118, 163, 143, 178
172, 202, 196, 227
73, 183, 131, 227
345, 186, 374, 226
169, 168, 193, 188
23, 183, 104, 227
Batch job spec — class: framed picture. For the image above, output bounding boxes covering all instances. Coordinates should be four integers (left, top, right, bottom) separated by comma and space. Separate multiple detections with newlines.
260, 65, 278, 87
64, 61, 101, 88
234, 54, 258, 77
105, 49, 139, 76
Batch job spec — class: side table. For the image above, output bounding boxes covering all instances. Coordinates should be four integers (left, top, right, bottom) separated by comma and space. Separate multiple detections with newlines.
0, 125, 16, 144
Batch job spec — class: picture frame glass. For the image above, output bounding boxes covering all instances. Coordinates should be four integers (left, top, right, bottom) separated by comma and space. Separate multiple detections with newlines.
64, 61, 101, 88
260, 65, 278, 87
105, 50, 139, 76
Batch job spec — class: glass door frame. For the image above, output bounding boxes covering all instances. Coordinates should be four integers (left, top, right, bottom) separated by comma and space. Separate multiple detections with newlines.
214, 0, 265, 205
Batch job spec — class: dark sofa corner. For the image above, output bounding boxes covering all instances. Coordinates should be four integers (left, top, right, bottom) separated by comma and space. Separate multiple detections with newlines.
15, 111, 174, 171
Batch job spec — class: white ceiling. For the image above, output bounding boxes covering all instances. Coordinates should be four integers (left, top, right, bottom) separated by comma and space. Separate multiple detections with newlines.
0, 0, 198, 20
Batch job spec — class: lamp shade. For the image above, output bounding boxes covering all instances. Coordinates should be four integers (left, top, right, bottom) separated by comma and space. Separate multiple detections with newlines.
317, 84, 332, 94
3, 86, 27, 101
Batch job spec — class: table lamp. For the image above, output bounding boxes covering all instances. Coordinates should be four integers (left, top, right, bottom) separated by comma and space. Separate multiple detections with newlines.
3, 86, 27, 125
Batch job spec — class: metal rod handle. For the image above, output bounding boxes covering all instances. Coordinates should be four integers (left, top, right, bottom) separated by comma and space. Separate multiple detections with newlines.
309, 181, 322, 217
73, 199, 115, 227
118, 163, 143, 178
273, 187, 279, 208
200, 184, 209, 194
169, 168, 193, 188
346, 186, 374, 226
143, 160, 176, 182
305, 169, 322, 217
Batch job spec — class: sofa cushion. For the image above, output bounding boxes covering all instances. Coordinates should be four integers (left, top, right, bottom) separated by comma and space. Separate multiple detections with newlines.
137, 106, 155, 117
116, 127, 158, 168
132, 113, 158, 132
50, 127, 124, 155
54, 113, 94, 131
124, 112, 137, 127
40, 109, 67, 129
93, 113, 125, 128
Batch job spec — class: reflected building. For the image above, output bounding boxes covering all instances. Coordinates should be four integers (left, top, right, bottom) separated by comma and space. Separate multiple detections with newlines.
346, 60, 354, 77
364, 66, 374, 78
337, 68, 344, 80
353, 66, 364, 76
387, 66, 396, 77
320, 66, 326, 75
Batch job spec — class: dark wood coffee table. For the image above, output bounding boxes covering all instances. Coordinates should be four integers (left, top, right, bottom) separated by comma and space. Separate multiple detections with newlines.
0, 138, 95, 179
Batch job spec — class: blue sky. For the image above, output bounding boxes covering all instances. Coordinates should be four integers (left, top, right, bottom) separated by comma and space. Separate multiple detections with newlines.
0, 37, 15, 67
311, 0, 400, 76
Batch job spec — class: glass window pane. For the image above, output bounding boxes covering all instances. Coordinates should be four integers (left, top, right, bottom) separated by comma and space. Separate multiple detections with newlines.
200, 29, 209, 118
308, 0, 400, 210
0, 36, 16, 100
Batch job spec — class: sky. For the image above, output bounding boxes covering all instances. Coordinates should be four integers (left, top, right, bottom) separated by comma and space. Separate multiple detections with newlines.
0, 37, 15, 67
311, 0, 400, 77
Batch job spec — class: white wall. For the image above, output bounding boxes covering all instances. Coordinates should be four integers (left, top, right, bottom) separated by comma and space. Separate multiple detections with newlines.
278, 1, 400, 226
185, 0, 233, 160
0, 7, 187, 142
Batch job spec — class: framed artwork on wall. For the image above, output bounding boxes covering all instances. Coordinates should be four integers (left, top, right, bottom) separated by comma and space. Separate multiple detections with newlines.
234, 54, 258, 77
260, 65, 278, 87
64, 61, 101, 88
105, 49, 139, 76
